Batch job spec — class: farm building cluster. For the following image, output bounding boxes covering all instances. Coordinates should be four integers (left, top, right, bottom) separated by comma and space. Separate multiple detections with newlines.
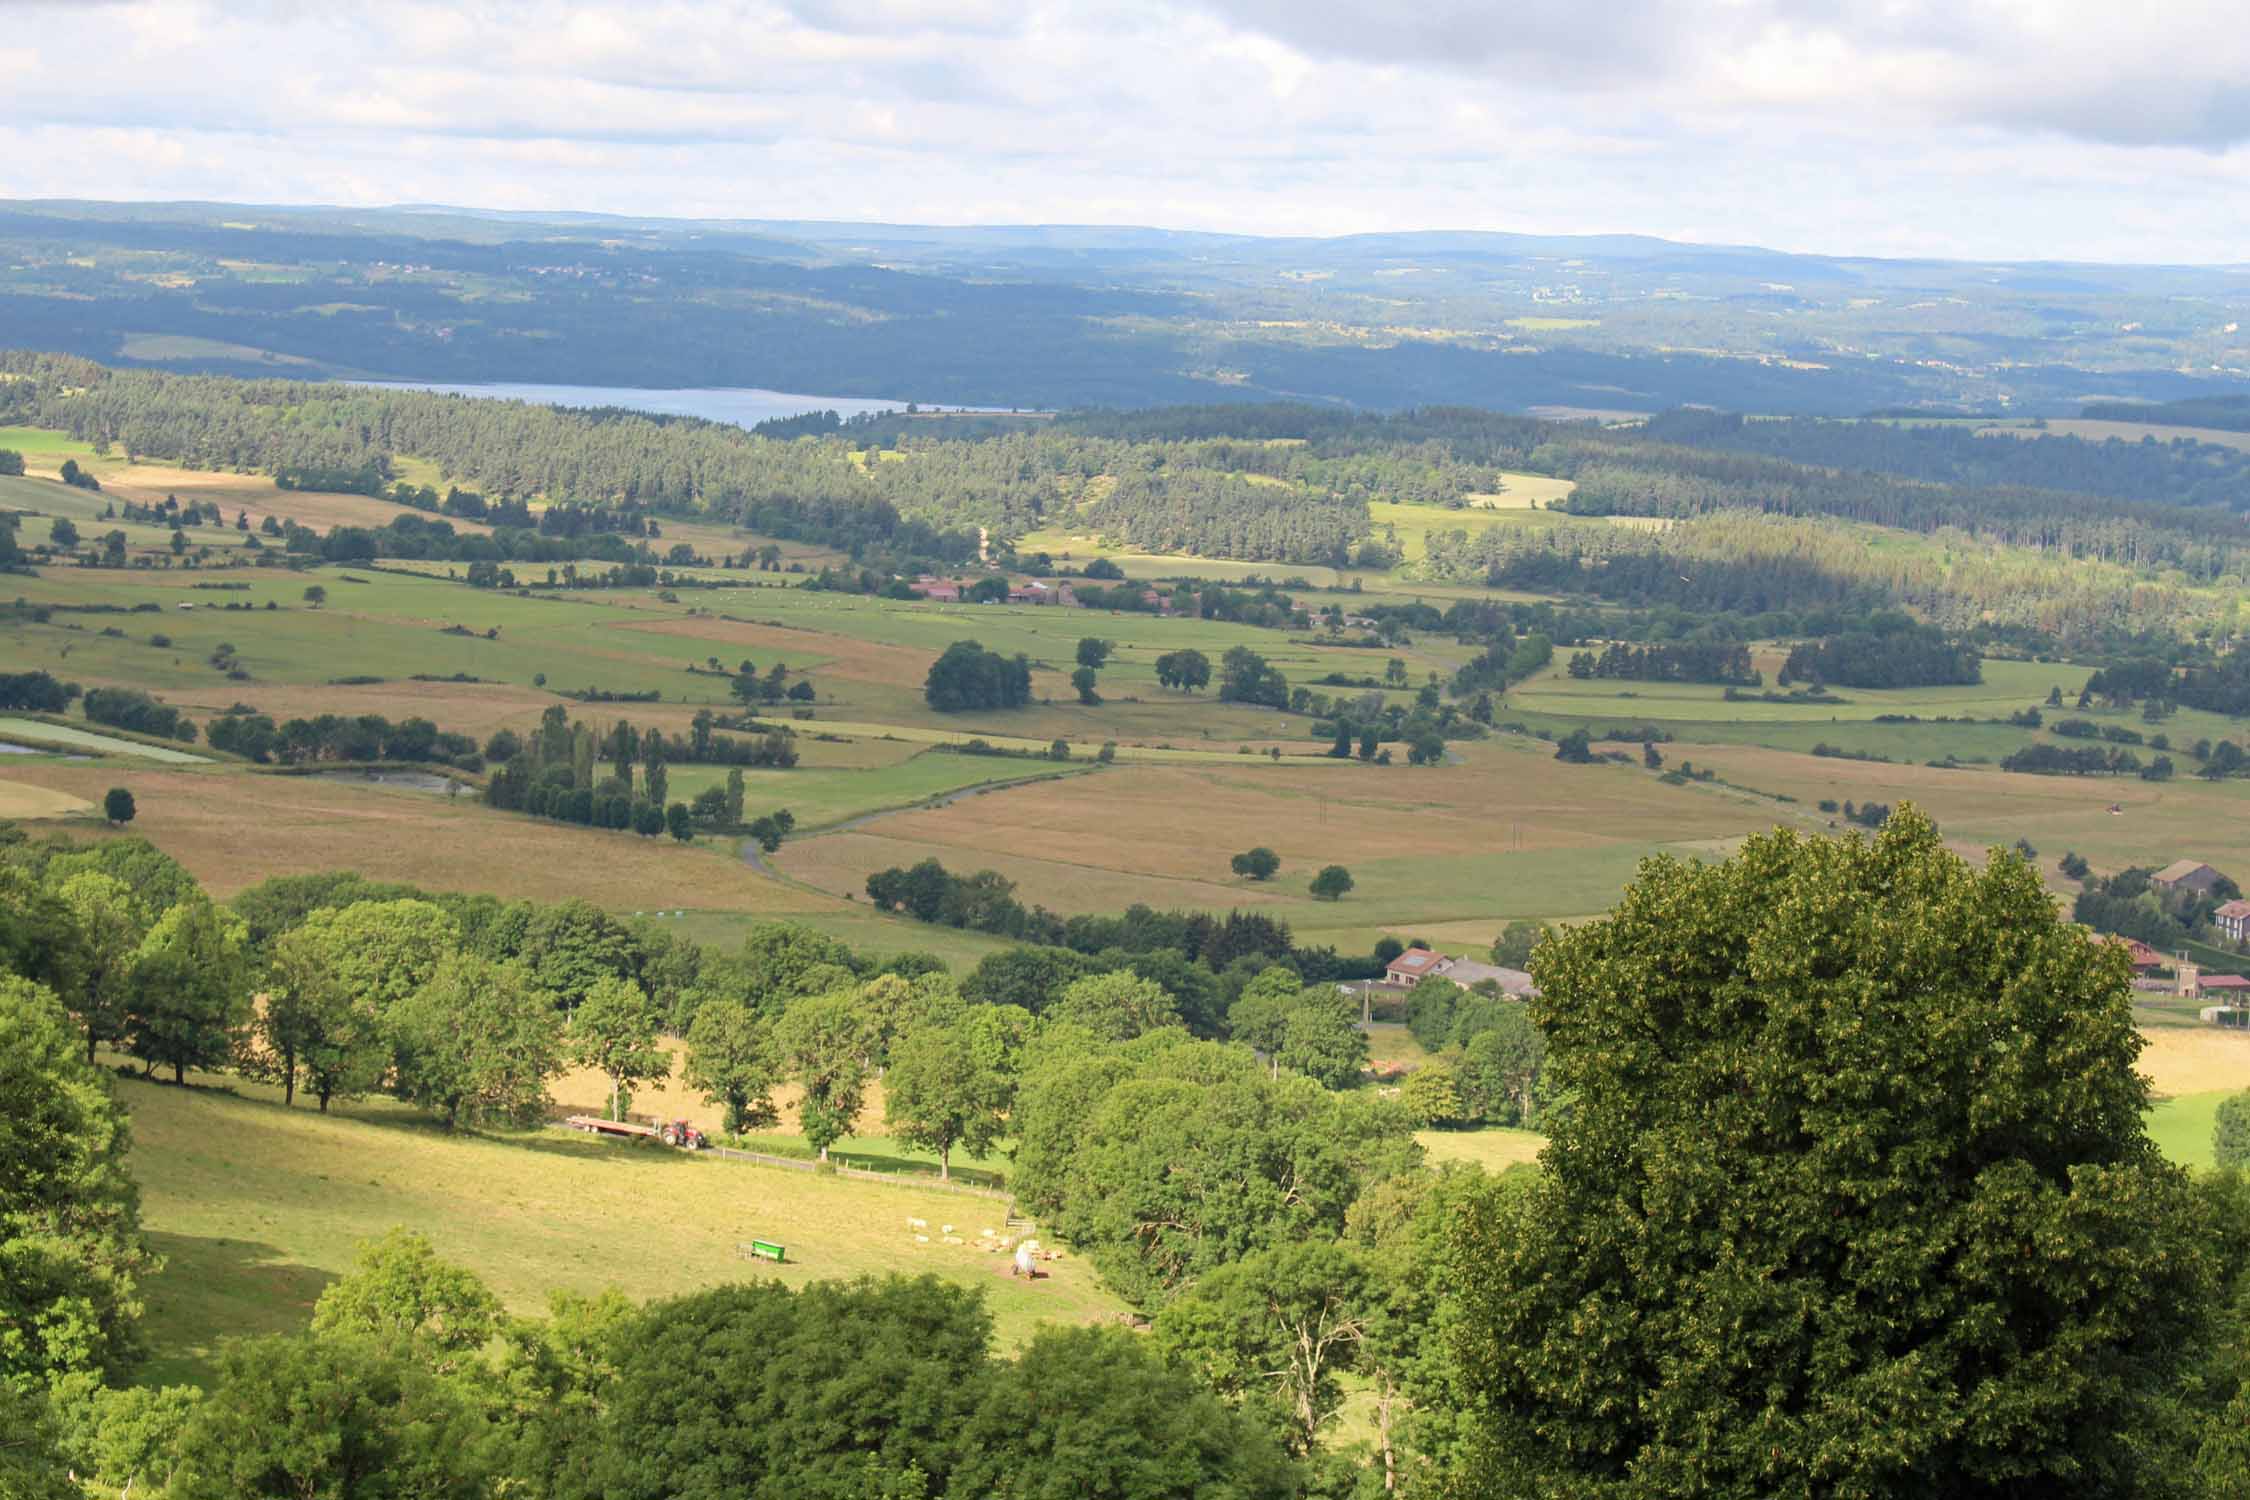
2107, 859, 2250, 1025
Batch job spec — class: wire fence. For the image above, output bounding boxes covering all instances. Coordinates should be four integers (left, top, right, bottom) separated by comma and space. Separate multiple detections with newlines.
553, 1125, 1014, 1202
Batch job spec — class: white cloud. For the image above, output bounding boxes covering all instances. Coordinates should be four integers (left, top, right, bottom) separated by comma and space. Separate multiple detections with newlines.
0, 0, 2242, 261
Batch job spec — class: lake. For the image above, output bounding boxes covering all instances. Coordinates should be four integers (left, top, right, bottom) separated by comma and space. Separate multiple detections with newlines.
351, 381, 960, 431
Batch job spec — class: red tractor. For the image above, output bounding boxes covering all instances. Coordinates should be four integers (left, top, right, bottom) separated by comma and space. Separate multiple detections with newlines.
658, 1119, 708, 1150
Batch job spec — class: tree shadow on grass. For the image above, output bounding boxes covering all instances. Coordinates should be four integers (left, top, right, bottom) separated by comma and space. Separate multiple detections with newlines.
825, 1150, 1008, 1190
502, 1128, 708, 1167
135, 1232, 338, 1390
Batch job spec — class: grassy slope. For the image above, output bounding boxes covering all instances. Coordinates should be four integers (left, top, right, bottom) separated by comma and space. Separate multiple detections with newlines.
123, 1075, 1122, 1388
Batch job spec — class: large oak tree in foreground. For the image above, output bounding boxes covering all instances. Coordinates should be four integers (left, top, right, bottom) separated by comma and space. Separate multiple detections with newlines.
1449, 807, 2213, 1499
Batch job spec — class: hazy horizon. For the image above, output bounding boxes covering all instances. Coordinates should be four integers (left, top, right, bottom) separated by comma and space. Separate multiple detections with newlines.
5, 2, 2247, 264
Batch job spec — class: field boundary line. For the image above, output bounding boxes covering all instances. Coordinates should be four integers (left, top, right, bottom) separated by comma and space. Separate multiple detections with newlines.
793, 762, 1099, 836
740, 764, 1102, 883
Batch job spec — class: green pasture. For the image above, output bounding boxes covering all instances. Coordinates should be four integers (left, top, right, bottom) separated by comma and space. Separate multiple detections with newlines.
0, 424, 102, 462
0, 472, 260, 558
0, 716, 209, 762
2146, 1089, 2232, 1171
114, 1069, 1125, 1389
1508, 654, 2091, 726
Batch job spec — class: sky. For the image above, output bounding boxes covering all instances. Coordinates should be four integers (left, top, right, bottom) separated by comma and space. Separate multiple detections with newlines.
3, 0, 2248, 264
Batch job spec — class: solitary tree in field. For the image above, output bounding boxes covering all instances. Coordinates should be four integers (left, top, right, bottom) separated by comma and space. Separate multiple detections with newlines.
1309, 865, 1354, 901
302, 585, 326, 609
1230, 847, 1280, 881
1447, 808, 2214, 1497
568, 975, 670, 1121
1075, 638, 1113, 671
1071, 666, 1101, 705
103, 787, 135, 826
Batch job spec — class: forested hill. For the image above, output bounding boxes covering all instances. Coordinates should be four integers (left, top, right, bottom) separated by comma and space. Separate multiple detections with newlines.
12, 352, 2250, 635
5, 198, 2248, 414
1639, 409, 2250, 508
2082, 396, 2250, 435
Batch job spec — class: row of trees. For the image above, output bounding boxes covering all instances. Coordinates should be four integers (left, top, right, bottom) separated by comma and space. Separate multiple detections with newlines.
2001, 742, 2171, 778
481, 705, 794, 842
206, 706, 482, 768
866, 858, 1366, 949
11, 1215, 1298, 1498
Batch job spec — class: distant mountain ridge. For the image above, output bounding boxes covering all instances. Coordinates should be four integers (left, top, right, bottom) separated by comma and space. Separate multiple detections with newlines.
0, 197, 2242, 415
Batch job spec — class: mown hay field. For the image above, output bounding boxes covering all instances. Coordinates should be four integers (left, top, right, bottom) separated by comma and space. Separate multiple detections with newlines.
1669, 740, 2250, 882
776, 737, 1766, 933
0, 760, 838, 915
